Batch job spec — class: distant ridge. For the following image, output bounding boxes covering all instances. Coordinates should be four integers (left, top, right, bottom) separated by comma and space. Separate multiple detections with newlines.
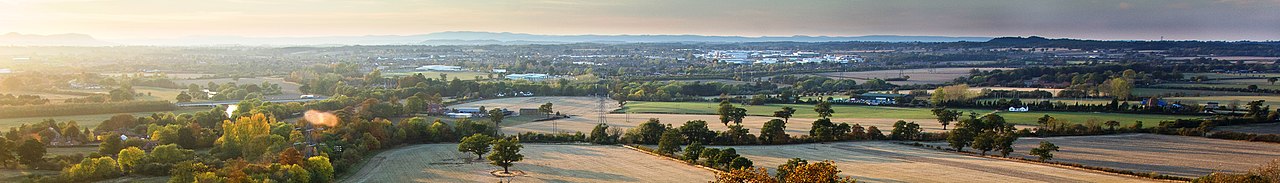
98, 31, 993, 46
0, 32, 116, 46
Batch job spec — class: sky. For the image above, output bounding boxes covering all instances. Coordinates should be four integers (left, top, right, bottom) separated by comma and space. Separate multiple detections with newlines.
0, 0, 1278, 41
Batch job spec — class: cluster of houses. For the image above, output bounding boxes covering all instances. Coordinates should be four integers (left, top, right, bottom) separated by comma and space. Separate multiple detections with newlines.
698, 50, 864, 65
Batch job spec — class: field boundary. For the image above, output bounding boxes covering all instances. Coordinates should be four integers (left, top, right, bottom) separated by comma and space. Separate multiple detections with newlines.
892, 142, 1192, 182
621, 144, 726, 175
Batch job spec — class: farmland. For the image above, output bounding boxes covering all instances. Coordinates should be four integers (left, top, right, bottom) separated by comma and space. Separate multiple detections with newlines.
171, 77, 304, 99
1004, 134, 1280, 177
723, 142, 1158, 182
0, 107, 210, 130
807, 67, 1014, 85
622, 101, 1198, 127
383, 70, 492, 80
1213, 122, 1280, 134
341, 144, 715, 183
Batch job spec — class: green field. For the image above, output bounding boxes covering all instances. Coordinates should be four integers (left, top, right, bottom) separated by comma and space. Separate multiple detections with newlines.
0, 107, 211, 130
622, 101, 1199, 127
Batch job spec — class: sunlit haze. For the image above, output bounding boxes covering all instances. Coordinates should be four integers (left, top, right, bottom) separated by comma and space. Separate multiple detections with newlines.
2, 0, 1279, 40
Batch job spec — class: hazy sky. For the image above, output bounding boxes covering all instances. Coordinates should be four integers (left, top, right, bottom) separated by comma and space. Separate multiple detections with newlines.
1, 0, 1278, 40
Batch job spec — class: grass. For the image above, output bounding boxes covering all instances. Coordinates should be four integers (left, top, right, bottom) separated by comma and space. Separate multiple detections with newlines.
0, 107, 211, 130
622, 101, 1198, 127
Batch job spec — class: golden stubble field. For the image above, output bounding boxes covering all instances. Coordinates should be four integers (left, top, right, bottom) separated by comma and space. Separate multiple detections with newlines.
451, 97, 969, 136
341, 144, 715, 183
724, 142, 1160, 183
1006, 134, 1280, 177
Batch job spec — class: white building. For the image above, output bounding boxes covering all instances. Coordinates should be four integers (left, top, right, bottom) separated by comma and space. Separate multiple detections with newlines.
491, 69, 508, 73
0, 68, 11, 74
415, 65, 463, 71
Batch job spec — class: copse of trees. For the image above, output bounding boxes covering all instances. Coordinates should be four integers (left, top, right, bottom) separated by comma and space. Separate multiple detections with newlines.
945, 113, 1020, 156
713, 158, 856, 183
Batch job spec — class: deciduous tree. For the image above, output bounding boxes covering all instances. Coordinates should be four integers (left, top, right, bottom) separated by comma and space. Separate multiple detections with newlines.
488, 138, 524, 173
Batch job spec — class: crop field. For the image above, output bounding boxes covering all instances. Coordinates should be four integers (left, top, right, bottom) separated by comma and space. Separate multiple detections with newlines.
341, 144, 714, 183
623, 101, 1197, 127
172, 77, 303, 99
807, 67, 1014, 85
724, 142, 1158, 182
1155, 83, 1280, 90
1183, 72, 1280, 79
1006, 134, 1280, 177
1132, 88, 1262, 97
451, 97, 949, 135
1166, 95, 1280, 107
0, 107, 210, 130
1212, 122, 1280, 135
384, 70, 492, 80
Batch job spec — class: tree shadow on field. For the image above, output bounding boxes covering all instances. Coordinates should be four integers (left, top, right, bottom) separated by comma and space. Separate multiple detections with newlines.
522, 163, 640, 182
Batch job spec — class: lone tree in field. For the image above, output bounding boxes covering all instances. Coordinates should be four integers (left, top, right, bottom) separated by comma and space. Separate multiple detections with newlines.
718, 100, 735, 126
538, 102, 554, 118
814, 100, 834, 119
1030, 141, 1059, 161
773, 107, 796, 123
1269, 77, 1278, 85
488, 138, 524, 174
932, 108, 960, 130
458, 134, 494, 160
488, 108, 505, 127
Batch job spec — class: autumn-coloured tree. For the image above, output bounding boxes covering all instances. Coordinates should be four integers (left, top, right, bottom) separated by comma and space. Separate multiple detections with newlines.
785, 160, 856, 183
278, 147, 303, 165
714, 167, 776, 183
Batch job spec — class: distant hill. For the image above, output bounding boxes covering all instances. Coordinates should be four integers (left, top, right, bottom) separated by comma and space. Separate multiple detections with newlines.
412, 31, 994, 43
107, 31, 993, 46
0, 32, 116, 46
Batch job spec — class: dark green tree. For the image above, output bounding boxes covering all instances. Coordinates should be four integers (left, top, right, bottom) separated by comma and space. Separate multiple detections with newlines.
814, 100, 834, 119
773, 107, 796, 123
657, 130, 683, 155
458, 134, 494, 160
488, 138, 524, 173
759, 119, 789, 144
1030, 141, 1060, 161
